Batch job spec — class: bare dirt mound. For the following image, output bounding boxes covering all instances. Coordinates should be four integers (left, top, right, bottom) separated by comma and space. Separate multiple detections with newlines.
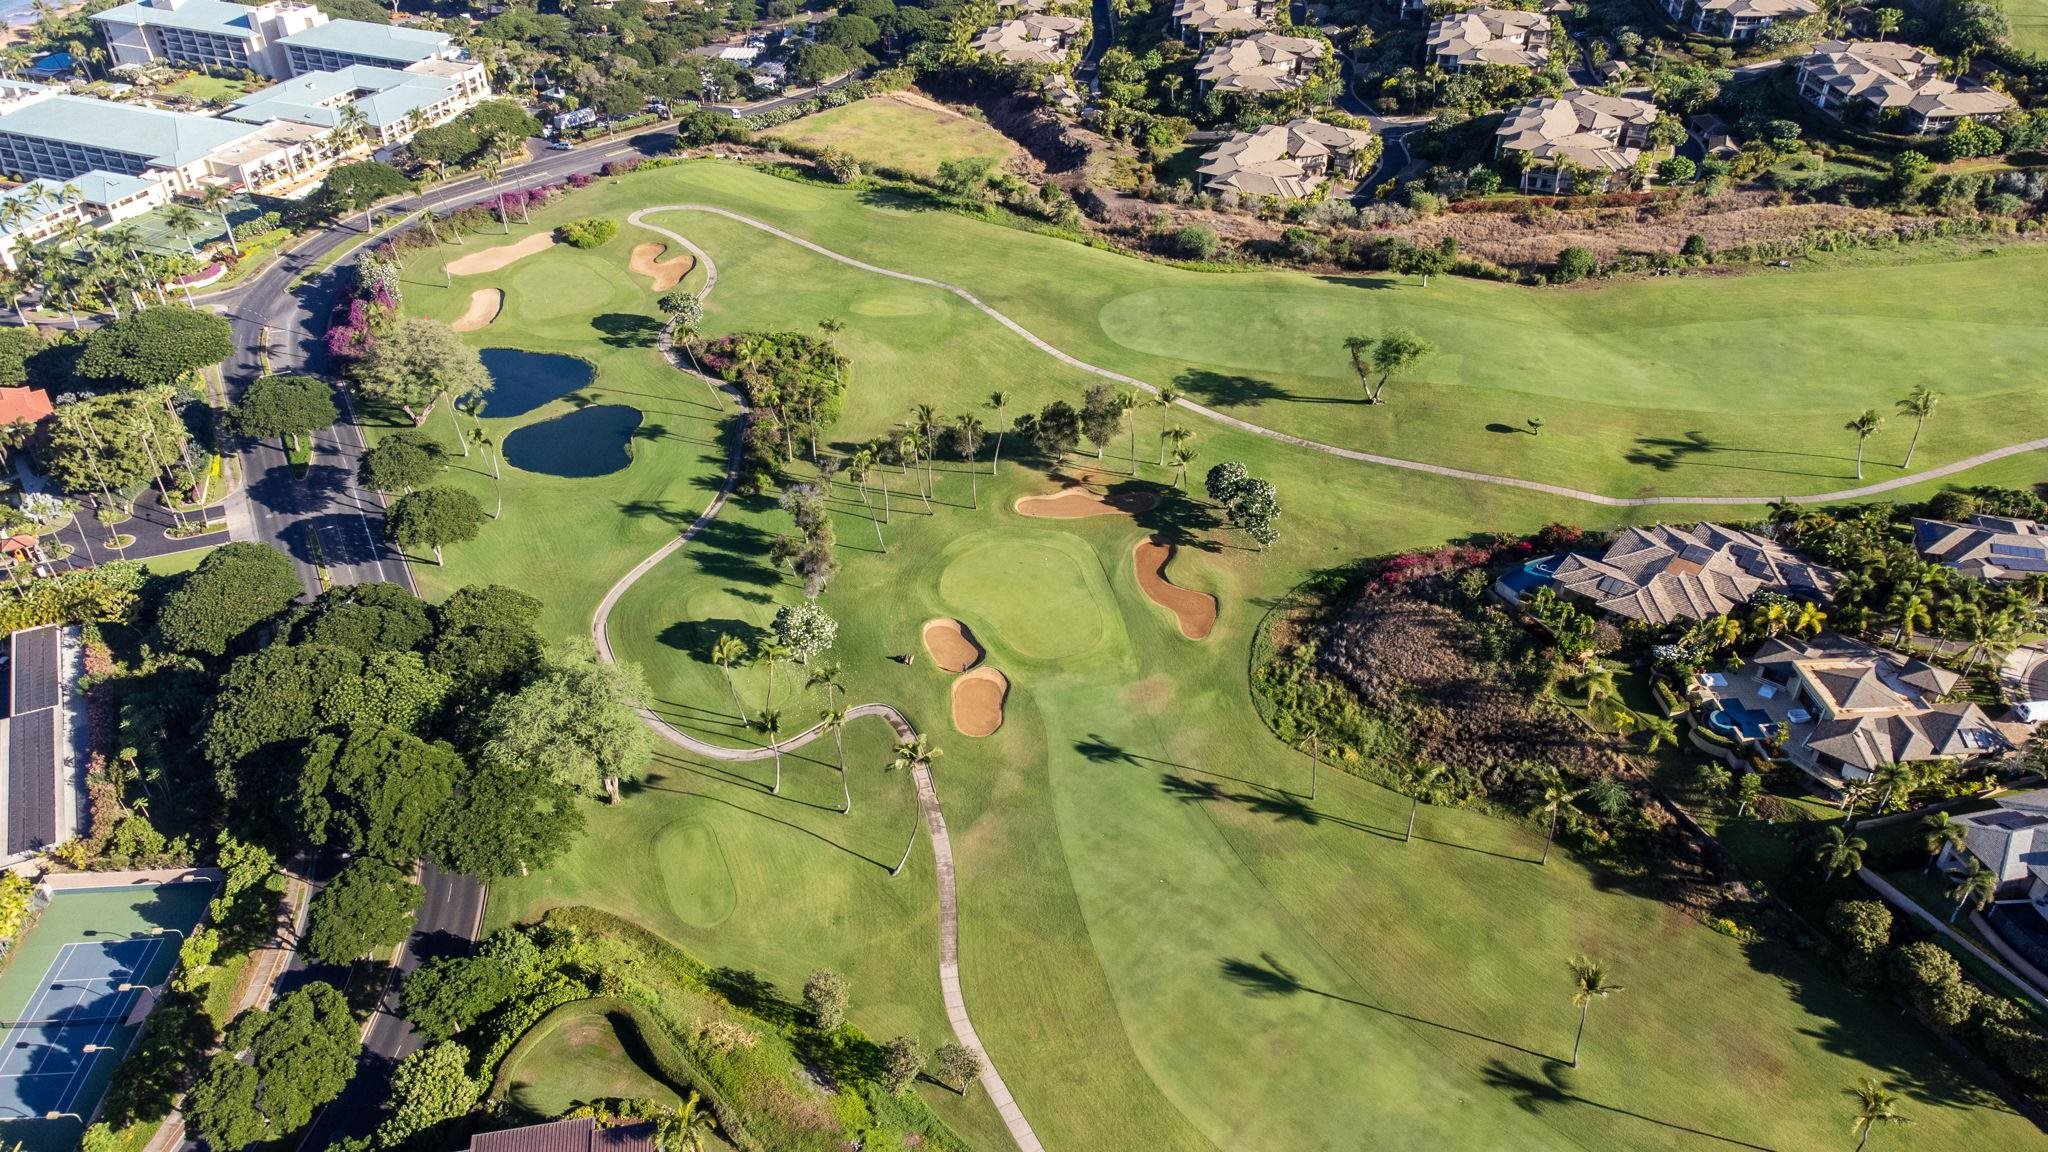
952, 666, 1009, 737
922, 618, 983, 673
451, 288, 503, 332
1134, 539, 1217, 640
630, 242, 695, 291
1014, 486, 1162, 519
446, 232, 556, 276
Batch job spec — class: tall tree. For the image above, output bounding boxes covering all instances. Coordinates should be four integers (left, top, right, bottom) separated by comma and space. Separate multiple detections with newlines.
349, 318, 490, 426
758, 707, 785, 795
1921, 812, 1966, 872
477, 644, 654, 804
1539, 778, 1583, 865
1566, 956, 1622, 1068
1947, 858, 1996, 923
183, 982, 360, 1150
1815, 824, 1868, 880
1847, 1078, 1909, 1150
359, 429, 444, 493
1894, 386, 1939, 469
822, 706, 850, 814
304, 858, 423, 965
987, 390, 1009, 475
387, 485, 485, 565
1154, 386, 1182, 466
1844, 408, 1884, 481
233, 375, 338, 453
295, 725, 463, 862
76, 306, 233, 389
1080, 384, 1123, 462
158, 542, 301, 657
711, 633, 751, 724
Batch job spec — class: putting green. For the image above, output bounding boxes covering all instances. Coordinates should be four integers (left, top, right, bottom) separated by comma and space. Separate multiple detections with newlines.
938, 532, 1109, 662
653, 817, 737, 929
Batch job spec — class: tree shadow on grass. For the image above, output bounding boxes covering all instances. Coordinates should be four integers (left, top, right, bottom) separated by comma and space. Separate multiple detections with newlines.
685, 518, 783, 588
1626, 433, 1850, 480
1161, 773, 1401, 840
1220, 954, 1557, 1061
1481, 1060, 1782, 1150
1129, 487, 1223, 551
592, 312, 666, 348
1174, 369, 1294, 409
657, 616, 766, 657
640, 770, 892, 874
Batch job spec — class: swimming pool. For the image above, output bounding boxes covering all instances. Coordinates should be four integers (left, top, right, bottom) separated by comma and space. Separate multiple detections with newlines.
1707, 702, 1776, 742
1496, 552, 1573, 600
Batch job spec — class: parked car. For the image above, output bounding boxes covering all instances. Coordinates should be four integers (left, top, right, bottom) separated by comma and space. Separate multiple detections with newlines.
549, 140, 573, 151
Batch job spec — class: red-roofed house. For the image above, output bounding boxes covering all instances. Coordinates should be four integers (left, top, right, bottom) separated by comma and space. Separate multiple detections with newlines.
0, 387, 53, 430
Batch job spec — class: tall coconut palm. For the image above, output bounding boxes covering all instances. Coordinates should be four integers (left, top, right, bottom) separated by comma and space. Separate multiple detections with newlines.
1566, 956, 1622, 1068
822, 706, 850, 814
1169, 439, 1198, 490
1791, 600, 1827, 636
1894, 386, 1938, 468
1847, 1078, 1909, 1150
911, 403, 940, 495
807, 660, 842, 706
1921, 812, 1966, 873
754, 637, 789, 711
1947, 859, 1996, 923
1118, 389, 1141, 475
1402, 761, 1445, 843
987, 391, 1009, 476
711, 633, 749, 724
1887, 588, 1933, 649
199, 185, 239, 256
888, 734, 941, 876
1870, 761, 1915, 814
1154, 386, 1182, 465
161, 203, 205, 256
1815, 823, 1867, 880
1539, 778, 1583, 865
658, 1093, 716, 1152
1844, 408, 1884, 480
1638, 713, 1678, 753
468, 425, 501, 518
758, 708, 784, 795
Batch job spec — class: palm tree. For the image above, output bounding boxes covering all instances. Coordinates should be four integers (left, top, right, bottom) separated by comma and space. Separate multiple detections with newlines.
1566, 956, 1622, 1068
807, 660, 842, 707
912, 403, 940, 496
1874, 6, 1902, 39
1947, 859, 1996, 923
1538, 779, 1583, 865
1638, 713, 1678, 753
1155, 386, 1182, 465
709, 633, 750, 724
1169, 442, 1198, 490
1847, 1078, 1909, 1150
199, 185, 239, 256
754, 637, 789, 711
987, 391, 1008, 476
888, 734, 941, 877
161, 203, 205, 256
468, 425, 501, 518
1895, 386, 1938, 468
1815, 823, 1867, 880
1887, 589, 1933, 649
1870, 761, 1915, 814
1844, 409, 1884, 480
1792, 600, 1827, 636
822, 706, 850, 814
1402, 761, 1445, 843
758, 708, 784, 795
1921, 812, 1965, 872
657, 1092, 717, 1152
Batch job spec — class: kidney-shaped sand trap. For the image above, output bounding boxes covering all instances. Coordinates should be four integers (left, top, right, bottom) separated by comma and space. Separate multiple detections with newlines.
446, 232, 557, 276
921, 617, 983, 672
451, 288, 503, 332
1013, 486, 1162, 519
630, 242, 695, 291
952, 666, 1009, 737
1134, 538, 1218, 640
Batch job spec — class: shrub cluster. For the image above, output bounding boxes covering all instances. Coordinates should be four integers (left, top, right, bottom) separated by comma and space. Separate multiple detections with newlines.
555, 217, 620, 248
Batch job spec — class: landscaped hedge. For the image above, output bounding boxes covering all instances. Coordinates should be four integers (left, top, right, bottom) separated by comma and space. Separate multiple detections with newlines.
555, 217, 619, 248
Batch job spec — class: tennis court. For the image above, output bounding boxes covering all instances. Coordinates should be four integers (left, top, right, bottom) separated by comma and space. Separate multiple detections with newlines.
0, 880, 209, 1141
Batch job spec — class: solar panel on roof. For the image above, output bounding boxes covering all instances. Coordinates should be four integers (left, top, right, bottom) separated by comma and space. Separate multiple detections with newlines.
1990, 543, 2047, 560
7, 706, 54, 855
10, 627, 56, 715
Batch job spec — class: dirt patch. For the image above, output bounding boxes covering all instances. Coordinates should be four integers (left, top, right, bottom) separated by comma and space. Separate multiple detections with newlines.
952, 666, 1009, 737
451, 288, 503, 332
1134, 538, 1217, 640
446, 232, 556, 276
629, 242, 695, 291
1014, 486, 1162, 519
922, 617, 983, 673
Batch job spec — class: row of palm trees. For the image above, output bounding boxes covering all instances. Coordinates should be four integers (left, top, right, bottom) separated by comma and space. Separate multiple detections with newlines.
1842, 385, 1940, 480
0, 181, 245, 326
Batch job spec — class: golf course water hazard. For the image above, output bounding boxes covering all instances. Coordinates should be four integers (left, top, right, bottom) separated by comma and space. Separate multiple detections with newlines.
502, 404, 642, 478
477, 347, 595, 417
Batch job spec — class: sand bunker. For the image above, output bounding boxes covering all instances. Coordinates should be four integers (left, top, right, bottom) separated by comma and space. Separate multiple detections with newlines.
951, 666, 1009, 738
1134, 539, 1217, 640
451, 288, 503, 332
629, 242, 695, 291
446, 232, 556, 276
1014, 486, 1162, 519
922, 618, 983, 673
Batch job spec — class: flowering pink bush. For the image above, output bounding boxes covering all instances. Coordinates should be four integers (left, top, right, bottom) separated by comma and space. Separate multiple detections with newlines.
1373, 545, 1491, 588
567, 171, 594, 188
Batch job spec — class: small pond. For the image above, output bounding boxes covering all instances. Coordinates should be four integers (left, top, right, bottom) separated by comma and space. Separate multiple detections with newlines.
477, 347, 595, 418
503, 404, 642, 478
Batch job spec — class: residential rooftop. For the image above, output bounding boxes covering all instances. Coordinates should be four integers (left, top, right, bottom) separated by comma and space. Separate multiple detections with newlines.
1800, 39, 2018, 122
1195, 31, 1326, 93
222, 62, 473, 129
1427, 7, 1550, 69
1198, 118, 1372, 199
93, 0, 289, 39
1550, 523, 1838, 624
1173, 0, 1273, 37
1914, 515, 2048, 581
970, 13, 1086, 64
1495, 91, 1656, 173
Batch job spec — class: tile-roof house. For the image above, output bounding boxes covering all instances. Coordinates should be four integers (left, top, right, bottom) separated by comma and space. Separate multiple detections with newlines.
1797, 40, 2018, 135
1913, 515, 2048, 582
1426, 7, 1550, 71
1197, 118, 1373, 199
1938, 790, 2048, 902
1172, 0, 1276, 40
1195, 31, 1326, 93
1549, 523, 1838, 625
1745, 632, 2004, 785
469, 1120, 657, 1152
1495, 91, 1657, 192
971, 13, 1087, 64
1661, 0, 1817, 39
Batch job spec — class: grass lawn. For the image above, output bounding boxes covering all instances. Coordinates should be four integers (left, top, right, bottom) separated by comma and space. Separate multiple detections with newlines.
410, 159, 2048, 1152
160, 73, 256, 102
500, 1003, 687, 1116
2009, 0, 2048, 57
767, 93, 1022, 179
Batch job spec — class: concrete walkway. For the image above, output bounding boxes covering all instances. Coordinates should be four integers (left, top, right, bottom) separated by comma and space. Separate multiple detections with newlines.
1857, 868, 2048, 1011
622, 204, 2048, 509
592, 215, 1046, 1152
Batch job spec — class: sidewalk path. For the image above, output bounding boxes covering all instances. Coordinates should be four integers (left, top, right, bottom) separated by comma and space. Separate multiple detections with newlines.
623, 204, 2048, 509
592, 214, 1045, 1152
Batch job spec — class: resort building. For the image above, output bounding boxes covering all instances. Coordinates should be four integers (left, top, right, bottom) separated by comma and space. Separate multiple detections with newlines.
1197, 118, 1373, 199
93, 0, 327, 77
1548, 523, 1838, 625
1426, 7, 1550, 71
1696, 632, 2004, 789
1195, 31, 1327, 94
275, 20, 467, 74
1797, 40, 2018, 135
1938, 790, 2048, 903
970, 13, 1088, 65
220, 59, 492, 147
1913, 515, 2048, 582
1660, 0, 1818, 39
1495, 91, 1658, 192
1172, 0, 1277, 41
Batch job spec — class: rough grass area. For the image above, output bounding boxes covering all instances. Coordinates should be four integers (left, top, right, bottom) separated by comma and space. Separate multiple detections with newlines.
500, 1004, 686, 1117
769, 92, 1021, 178
415, 159, 2048, 1152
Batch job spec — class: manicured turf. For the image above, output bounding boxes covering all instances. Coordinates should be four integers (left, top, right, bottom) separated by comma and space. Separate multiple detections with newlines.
501, 1004, 685, 1116
421, 161, 2048, 1152
2008, 0, 2048, 57
768, 93, 1022, 179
